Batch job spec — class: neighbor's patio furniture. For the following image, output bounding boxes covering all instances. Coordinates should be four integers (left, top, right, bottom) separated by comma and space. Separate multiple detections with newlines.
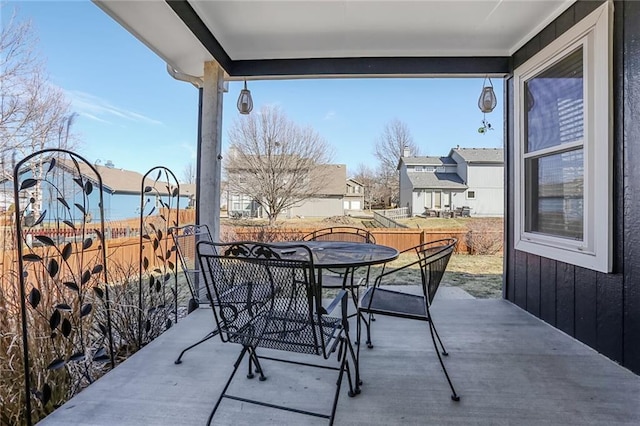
357, 238, 460, 401
424, 208, 438, 217
171, 224, 216, 364
196, 241, 357, 425
453, 206, 472, 218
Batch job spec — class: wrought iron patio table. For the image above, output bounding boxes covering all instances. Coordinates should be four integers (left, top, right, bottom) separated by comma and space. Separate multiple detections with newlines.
273, 240, 399, 392
273, 241, 399, 294
274, 240, 399, 270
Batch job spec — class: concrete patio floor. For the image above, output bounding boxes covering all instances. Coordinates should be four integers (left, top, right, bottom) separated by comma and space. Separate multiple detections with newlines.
39, 287, 640, 425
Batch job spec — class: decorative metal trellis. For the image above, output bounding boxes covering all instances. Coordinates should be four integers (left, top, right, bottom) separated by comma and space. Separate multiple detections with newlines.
13, 149, 114, 426
137, 167, 181, 347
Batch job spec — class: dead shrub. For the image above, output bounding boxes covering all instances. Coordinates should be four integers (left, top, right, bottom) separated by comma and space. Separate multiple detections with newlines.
231, 226, 305, 242
465, 219, 504, 255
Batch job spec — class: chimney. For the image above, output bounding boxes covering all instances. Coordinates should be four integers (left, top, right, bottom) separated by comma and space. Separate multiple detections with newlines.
403, 147, 410, 157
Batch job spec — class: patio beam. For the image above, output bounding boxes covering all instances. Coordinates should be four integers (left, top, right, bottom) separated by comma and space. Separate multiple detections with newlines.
230, 56, 511, 79
165, 0, 233, 73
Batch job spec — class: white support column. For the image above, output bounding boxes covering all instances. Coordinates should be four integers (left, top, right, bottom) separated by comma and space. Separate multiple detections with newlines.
198, 61, 224, 240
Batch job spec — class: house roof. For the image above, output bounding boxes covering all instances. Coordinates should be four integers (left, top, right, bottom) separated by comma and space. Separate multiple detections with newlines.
90, 164, 148, 194
312, 164, 347, 196
57, 160, 180, 196
401, 156, 457, 166
407, 172, 468, 190
346, 178, 363, 187
94, 1, 575, 78
179, 183, 196, 197
451, 148, 504, 164
397, 156, 457, 170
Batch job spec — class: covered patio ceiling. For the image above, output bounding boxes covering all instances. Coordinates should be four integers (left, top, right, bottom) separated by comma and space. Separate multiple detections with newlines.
93, 0, 577, 79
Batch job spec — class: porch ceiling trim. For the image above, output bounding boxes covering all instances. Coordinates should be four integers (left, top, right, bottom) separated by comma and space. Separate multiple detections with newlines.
95, 0, 577, 78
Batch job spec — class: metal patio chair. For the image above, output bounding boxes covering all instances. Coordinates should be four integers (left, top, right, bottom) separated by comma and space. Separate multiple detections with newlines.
303, 226, 375, 297
170, 224, 216, 364
357, 238, 460, 401
303, 226, 376, 345
303, 226, 376, 245
197, 241, 357, 425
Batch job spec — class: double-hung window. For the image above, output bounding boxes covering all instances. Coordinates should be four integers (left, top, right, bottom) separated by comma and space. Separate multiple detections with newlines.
513, 2, 612, 273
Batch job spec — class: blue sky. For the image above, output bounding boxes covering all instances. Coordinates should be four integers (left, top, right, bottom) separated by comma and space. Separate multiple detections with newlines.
6, 0, 504, 180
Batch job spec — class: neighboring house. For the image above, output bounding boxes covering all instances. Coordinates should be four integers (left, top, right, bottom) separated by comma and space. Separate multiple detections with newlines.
344, 178, 364, 212
4, 159, 190, 222
180, 183, 197, 209
287, 164, 346, 218
398, 148, 504, 217
75, 162, 190, 220
227, 164, 348, 219
450, 148, 504, 216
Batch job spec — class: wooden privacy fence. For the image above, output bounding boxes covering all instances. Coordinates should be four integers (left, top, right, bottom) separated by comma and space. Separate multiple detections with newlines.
1, 226, 502, 272
0, 235, 176, 278
5, 209, 197, 245
229, 227, 491, 254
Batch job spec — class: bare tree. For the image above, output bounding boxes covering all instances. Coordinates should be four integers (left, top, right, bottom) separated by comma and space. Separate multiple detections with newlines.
225, 105, 334, 225
373, 119, 420, 206
181, 161, 196, 184
1, 8, 75, 216
1, 10, 73, 157
352, 163, 380, 210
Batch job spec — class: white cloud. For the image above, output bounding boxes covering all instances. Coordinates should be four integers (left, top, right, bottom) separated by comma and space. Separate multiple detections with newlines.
66, 90, 163, 126
324, 110, 336, 120
80, 112, 111, 125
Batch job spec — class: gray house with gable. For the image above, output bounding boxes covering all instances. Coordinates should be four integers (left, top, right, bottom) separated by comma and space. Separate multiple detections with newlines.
399, 148, 504, 216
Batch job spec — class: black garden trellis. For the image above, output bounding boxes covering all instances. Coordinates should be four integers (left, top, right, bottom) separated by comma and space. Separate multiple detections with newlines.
13, 149, 114, 426
137, 166, 181, 347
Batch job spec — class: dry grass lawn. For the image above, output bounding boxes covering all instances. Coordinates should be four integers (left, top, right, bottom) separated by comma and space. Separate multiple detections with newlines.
222, 214, 504, 298
397, 216, 504, 231
221, 215, 372, 229
360, 253, 503, 299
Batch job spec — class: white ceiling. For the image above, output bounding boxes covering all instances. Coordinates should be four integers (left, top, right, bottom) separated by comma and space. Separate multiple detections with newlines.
94, 0, 576, 78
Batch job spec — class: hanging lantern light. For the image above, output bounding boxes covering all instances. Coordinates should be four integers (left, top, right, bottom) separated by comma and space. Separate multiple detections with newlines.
478, 76, 497, 113
237, 80, 253, 115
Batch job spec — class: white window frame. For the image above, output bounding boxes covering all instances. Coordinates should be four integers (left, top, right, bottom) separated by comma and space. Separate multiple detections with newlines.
466, 190, 476, 200
513, 2, 612, 273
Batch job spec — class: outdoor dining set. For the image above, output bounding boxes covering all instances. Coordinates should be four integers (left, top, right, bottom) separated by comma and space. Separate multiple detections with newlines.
172, 225, 459, 425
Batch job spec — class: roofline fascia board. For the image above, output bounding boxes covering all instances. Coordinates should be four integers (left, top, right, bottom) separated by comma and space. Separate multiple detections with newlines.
166, 0, 233, 73
229, 56, 511, 79
467, 161, 504, 164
